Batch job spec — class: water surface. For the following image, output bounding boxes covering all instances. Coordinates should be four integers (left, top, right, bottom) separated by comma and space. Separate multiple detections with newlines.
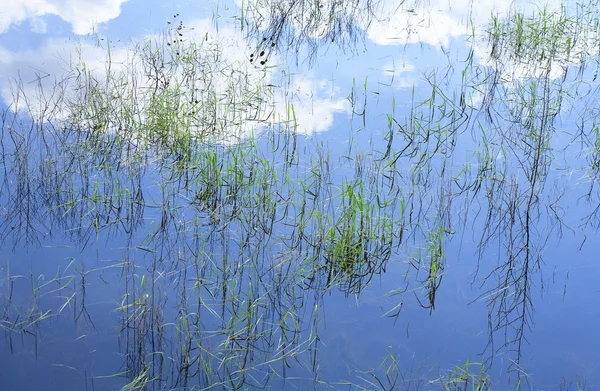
1, 0, 599, 390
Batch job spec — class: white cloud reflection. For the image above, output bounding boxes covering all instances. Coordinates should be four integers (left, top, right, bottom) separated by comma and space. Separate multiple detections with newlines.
0, 38, 131, 118
271, 75, 349, 135
0, 0, 127, 35
236, 0, 575, 85
0, 17, 349, 140
3, 0, 587, 143
383, 61, 417, 89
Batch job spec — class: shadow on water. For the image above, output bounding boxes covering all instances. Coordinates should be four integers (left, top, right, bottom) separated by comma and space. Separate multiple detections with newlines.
1, 0, 600, 389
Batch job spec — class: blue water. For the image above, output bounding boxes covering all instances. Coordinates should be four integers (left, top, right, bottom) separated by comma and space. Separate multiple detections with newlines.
1, 0, 600, 390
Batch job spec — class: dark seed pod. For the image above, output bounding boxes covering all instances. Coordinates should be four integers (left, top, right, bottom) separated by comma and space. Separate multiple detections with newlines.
260, 60, 265, 65
250, 53, 254, 57
260, 51, 265, 56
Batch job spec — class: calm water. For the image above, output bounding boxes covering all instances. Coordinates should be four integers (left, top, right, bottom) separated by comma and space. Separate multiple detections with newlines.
1, 0, 599, 390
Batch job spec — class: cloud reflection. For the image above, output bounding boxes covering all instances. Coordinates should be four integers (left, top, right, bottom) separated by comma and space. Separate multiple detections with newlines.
363, 0, 560, 48
0, 0, 127, 35
0, 16, 349, 140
